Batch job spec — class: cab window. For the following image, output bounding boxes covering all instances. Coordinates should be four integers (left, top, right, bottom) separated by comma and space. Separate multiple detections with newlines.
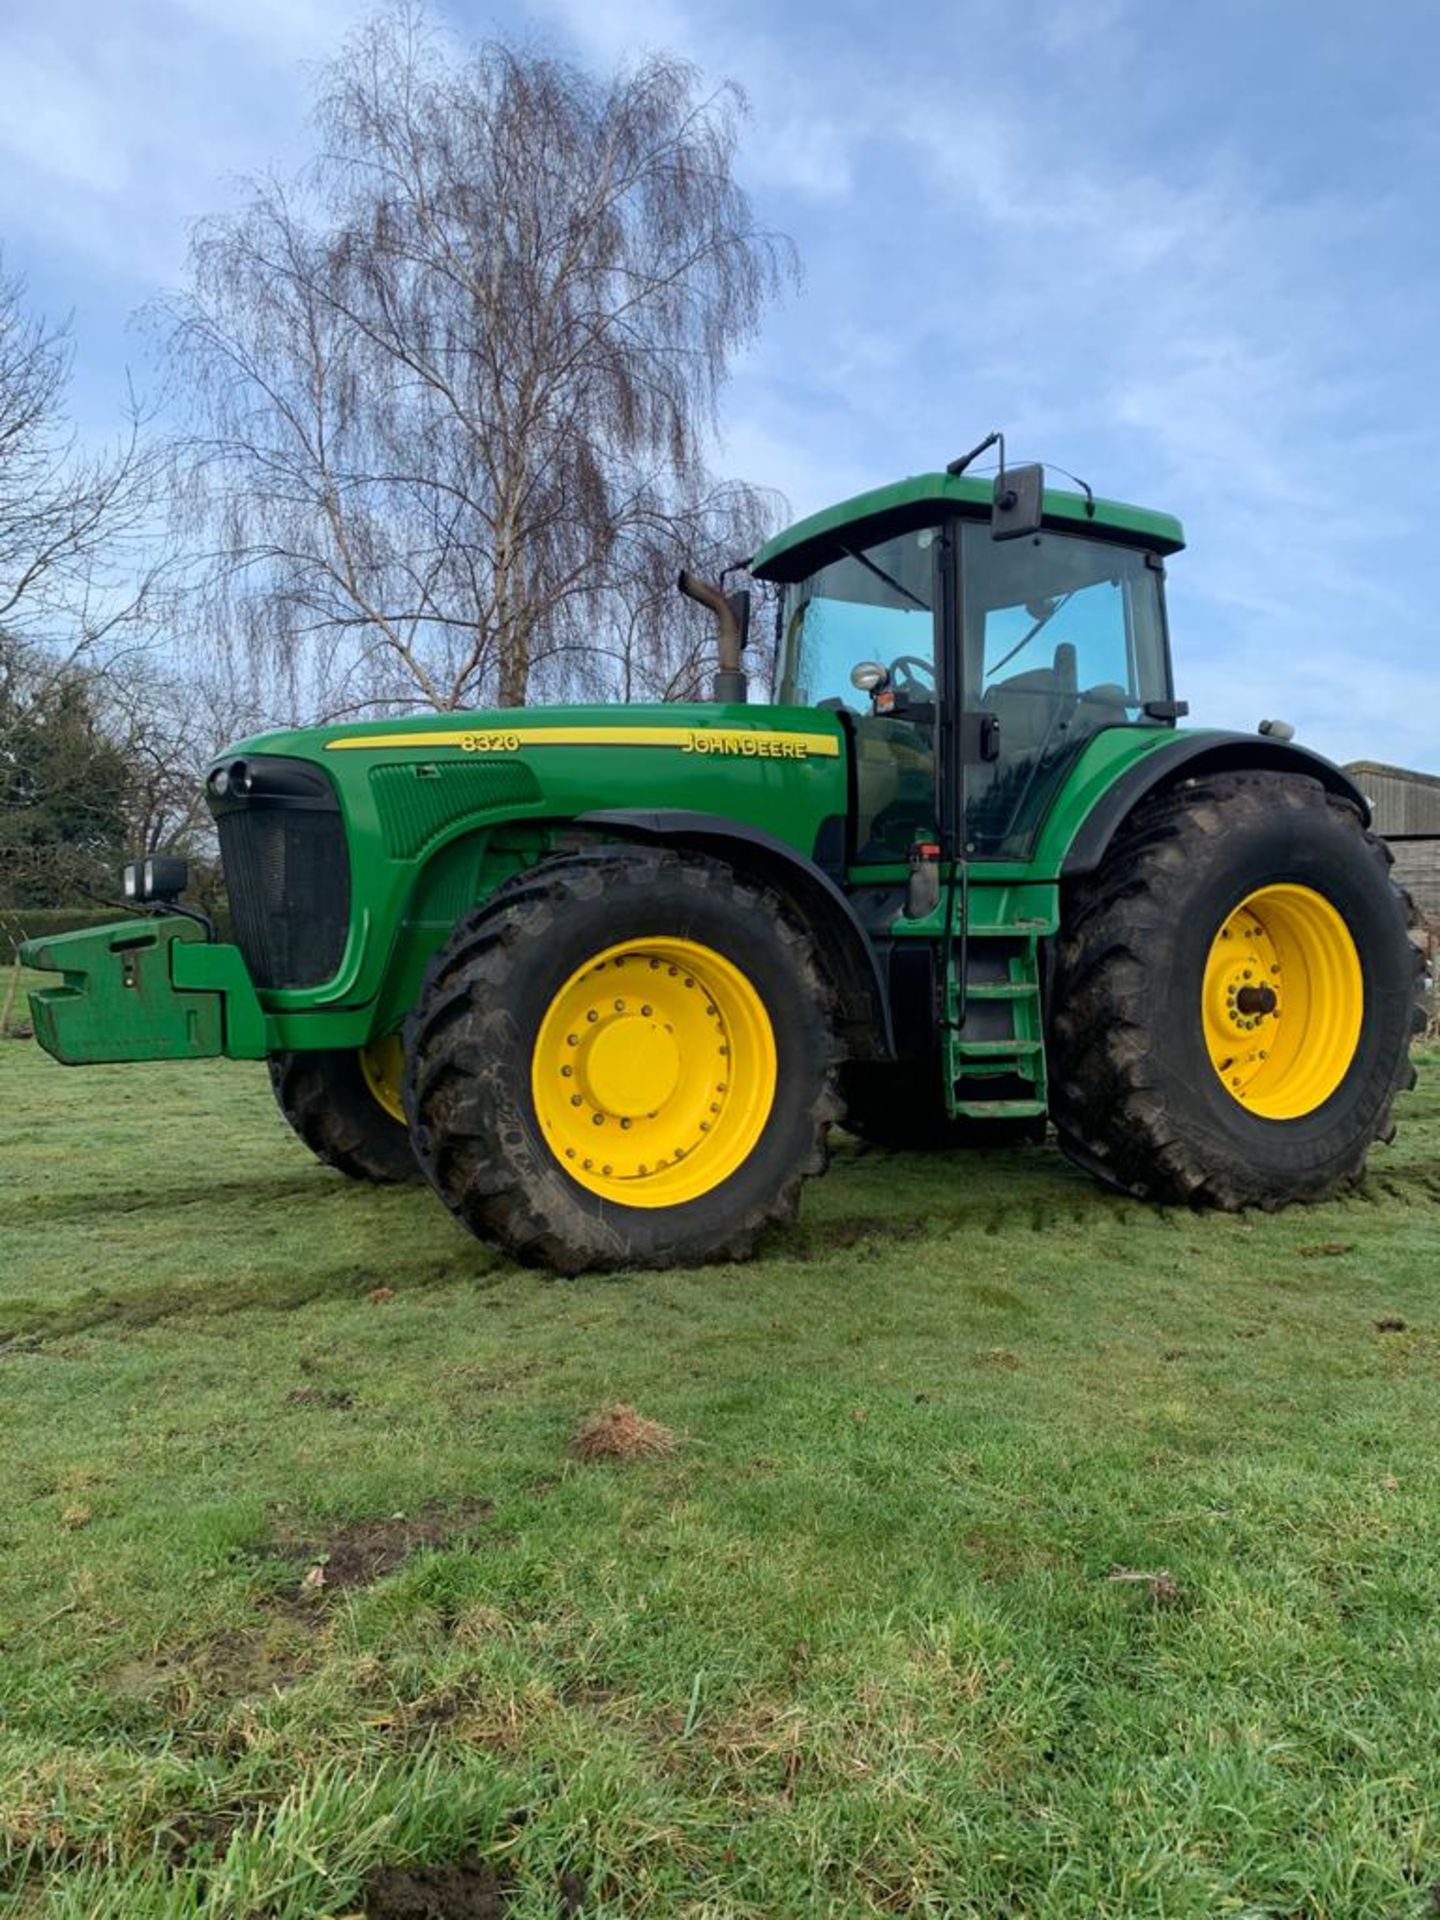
964, 528, 1169, 857
779, 526, 939, 863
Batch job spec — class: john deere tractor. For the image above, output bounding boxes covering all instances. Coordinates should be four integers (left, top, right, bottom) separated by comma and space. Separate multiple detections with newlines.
23, 447, 1423, 1270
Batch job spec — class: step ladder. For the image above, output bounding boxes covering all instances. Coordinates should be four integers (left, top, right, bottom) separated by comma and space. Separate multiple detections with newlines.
942, 903, 1050, 1122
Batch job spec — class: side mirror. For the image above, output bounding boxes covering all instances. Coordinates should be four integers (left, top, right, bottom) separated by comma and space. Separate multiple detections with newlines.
992, 462, 1045, 541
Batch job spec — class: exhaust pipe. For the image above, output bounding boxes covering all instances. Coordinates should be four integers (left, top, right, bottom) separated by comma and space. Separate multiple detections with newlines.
678, 571, 748, 704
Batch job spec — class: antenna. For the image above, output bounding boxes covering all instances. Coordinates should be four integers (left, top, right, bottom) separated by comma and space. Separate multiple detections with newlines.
1047, 463, 1096, 518
946, 430, 1004, 478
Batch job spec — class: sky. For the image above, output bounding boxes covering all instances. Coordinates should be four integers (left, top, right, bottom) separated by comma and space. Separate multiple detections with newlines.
1, 0, 1437, 770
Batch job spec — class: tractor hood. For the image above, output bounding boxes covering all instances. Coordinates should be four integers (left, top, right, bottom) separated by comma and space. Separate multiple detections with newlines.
205, 703, 850, 874
198, 700, 853, 1027
209, 700, 847, 785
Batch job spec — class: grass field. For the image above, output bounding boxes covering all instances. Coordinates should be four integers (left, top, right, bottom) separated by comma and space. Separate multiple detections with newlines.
3, 999, 1439, 1918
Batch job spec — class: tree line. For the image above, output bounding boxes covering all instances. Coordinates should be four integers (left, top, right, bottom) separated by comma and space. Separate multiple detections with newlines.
1, 6, 794, 912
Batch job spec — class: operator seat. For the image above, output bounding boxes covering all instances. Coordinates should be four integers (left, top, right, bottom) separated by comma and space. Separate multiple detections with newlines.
969, 642, 1079, 842
982, 642, 1078, 755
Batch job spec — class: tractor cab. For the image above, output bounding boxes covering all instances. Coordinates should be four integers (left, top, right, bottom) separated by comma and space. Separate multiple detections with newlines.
751, 467, 1186, 865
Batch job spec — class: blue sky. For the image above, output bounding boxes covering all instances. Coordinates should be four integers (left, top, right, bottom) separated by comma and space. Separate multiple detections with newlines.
2, 0, 1437, 770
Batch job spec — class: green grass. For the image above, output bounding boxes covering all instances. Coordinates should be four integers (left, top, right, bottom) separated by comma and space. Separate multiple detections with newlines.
2, 1004, 1439, 1918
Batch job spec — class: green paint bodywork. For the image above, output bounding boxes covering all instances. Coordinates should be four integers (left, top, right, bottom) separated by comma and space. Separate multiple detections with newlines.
750, 471, 1186, 578
22, 710, 1208, 1064
25, 917, 267, 1064
22, 474, 1203, 1071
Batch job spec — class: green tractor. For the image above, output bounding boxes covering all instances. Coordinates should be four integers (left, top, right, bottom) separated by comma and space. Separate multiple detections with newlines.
23, 446, 1424, 1271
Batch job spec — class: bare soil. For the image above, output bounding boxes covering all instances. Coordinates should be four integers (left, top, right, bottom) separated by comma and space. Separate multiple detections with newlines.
363, 1858, 510, 1919
285, 1498, 494, 1593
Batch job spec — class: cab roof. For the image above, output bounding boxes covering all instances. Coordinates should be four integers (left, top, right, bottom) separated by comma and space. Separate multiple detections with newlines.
750, 470, 1186, 581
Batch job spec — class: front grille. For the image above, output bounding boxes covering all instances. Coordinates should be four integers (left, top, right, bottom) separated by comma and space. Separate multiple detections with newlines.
217, 804, 350, 989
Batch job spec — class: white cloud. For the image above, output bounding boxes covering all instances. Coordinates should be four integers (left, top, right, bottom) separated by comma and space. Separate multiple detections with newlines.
0, 0, 367, 286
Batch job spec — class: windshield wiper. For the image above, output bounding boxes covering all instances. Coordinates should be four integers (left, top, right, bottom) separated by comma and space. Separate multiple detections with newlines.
985, 590, 1074, 680
840, 544, 929, 612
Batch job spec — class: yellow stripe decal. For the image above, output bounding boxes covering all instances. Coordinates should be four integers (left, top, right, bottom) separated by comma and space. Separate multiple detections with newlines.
325, 725, 841, 760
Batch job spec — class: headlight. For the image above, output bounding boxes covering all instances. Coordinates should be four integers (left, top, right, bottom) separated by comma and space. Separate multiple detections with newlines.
119, 856, 190, 905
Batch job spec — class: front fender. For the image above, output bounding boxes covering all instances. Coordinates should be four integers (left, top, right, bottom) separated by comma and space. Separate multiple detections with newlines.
577, 808, 894, 1059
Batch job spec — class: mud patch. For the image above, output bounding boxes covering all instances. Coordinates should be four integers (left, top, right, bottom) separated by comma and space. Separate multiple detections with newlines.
108, 1617, 320, 1706
282, 1498, 494, 1595
364, 1856, 510, 1919
790, 1217, 927, 1260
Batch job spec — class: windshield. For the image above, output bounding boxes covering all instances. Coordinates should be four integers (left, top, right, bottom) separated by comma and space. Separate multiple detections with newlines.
779, 525, 938, 706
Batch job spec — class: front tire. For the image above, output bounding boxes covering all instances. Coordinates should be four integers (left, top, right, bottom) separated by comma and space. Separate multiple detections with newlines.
1050, 772, 1423, 1209
404, 850, 840, 1272
268, 1041, 420, 1183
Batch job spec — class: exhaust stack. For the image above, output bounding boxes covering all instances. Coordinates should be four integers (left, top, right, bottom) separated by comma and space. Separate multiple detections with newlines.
678, 571, 748, 704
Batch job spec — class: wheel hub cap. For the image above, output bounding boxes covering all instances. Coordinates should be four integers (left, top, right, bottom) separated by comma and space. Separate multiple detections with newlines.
531, 937, 778, 1208
1202, 884, 1364, 1119
583, 1017, 682, 1118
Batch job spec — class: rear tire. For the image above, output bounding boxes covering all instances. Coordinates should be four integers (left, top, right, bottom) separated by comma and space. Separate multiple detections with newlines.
268, 1047, 420, 1184
404, 850, 840, 1273
1050, 772, 1423, 1209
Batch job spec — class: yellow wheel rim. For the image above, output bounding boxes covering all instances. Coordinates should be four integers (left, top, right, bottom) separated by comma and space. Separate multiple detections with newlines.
1202, 884, 1364, 1120
359, 1034, 407, 1123
530, 936, 777, 1208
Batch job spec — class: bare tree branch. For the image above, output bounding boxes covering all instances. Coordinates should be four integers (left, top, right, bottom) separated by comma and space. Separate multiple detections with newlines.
160, 5, 794, 716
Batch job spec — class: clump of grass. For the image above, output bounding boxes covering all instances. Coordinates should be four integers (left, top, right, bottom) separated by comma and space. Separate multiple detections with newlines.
571, 1403, 677, 1462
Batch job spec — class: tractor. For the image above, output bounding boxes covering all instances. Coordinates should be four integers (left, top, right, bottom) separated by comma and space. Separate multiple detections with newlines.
23, 445, 1424, 1271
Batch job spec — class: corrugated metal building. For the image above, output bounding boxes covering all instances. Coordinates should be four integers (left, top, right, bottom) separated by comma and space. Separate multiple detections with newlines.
1344, 761, 1440, 923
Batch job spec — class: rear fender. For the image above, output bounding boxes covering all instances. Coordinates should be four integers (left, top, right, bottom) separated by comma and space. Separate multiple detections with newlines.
1061, 734, 1371, 877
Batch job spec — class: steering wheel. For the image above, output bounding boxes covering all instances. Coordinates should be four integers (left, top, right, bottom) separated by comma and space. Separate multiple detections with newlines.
888, 654, 935, 698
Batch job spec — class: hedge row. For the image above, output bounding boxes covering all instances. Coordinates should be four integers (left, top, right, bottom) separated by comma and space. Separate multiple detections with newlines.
1, 908, 234, 962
